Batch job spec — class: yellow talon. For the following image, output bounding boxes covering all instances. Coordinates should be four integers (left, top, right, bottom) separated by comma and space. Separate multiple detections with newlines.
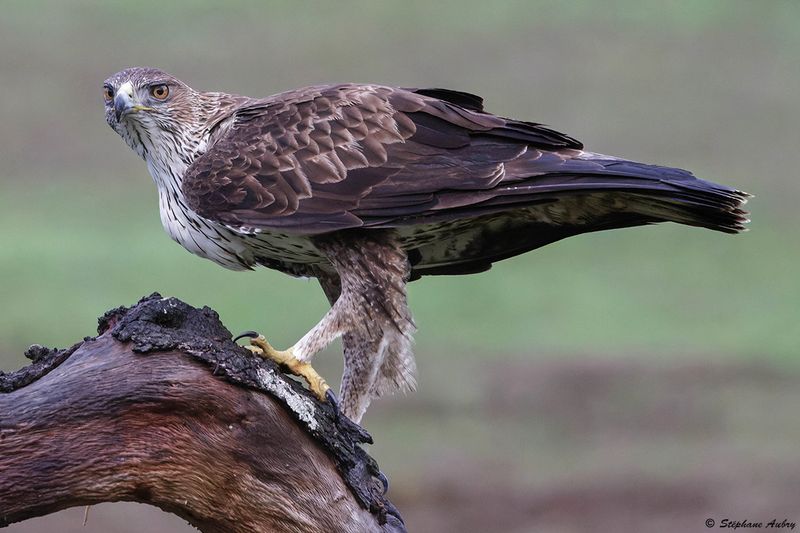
246, 335, 330, 401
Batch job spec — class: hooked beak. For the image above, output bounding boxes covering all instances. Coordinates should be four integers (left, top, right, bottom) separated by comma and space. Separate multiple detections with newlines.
114, 81, 152, 121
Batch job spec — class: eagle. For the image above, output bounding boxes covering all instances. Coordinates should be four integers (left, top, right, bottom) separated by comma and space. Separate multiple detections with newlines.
104, 67, 749, 422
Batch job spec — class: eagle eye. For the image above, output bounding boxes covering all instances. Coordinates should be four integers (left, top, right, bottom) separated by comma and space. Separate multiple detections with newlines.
149, 84, 170, 100
103, 86, 114, 103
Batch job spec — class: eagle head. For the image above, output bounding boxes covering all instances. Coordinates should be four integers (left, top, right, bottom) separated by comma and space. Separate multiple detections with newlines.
103, 67, 207, 166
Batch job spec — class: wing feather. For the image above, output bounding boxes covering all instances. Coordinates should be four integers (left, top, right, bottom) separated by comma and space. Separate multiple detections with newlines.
182, 84, 747, 242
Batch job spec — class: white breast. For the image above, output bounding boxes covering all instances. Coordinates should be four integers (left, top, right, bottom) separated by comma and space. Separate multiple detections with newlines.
146, 151, 255, 271
140, 128, 328, 272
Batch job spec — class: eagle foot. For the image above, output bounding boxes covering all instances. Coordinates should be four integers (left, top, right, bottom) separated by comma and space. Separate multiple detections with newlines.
240, 334, 331, 401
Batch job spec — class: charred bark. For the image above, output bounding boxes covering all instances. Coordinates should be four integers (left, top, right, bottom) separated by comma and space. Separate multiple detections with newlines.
0, 294, 404, 533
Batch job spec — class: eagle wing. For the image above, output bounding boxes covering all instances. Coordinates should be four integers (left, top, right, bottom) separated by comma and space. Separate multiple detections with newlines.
182, 84, 594, 235
183, 84, 747, 275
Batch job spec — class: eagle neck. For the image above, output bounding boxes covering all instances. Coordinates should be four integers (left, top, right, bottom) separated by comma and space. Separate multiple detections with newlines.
143, 91, 246, 194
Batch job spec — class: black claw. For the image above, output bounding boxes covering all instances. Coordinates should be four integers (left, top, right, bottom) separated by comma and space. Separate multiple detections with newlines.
233, 330, 260, 343
325, 389, 340, 416
377, 471, 390, 494
383, 500, 405, 527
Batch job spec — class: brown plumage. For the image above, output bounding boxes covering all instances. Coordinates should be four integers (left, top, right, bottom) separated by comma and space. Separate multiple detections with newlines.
104, 67, 749, 422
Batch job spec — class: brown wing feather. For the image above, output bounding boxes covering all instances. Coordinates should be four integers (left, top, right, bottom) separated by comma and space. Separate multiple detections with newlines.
182, 84, 583, 235
183, 83, 747, 264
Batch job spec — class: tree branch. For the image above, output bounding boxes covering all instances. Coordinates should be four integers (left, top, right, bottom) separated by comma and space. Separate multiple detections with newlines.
0, 294, 404, 533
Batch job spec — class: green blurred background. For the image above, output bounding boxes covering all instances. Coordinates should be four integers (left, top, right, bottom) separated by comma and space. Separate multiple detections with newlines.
2, 1, 798, 531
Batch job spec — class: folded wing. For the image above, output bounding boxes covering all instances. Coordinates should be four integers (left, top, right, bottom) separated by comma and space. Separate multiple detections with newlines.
182, 84, 749, 273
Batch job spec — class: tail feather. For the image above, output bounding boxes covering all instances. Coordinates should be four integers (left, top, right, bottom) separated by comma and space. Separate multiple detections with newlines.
496, 154, 751, 234
624, 191, 749, 234
408, 155, 751, 277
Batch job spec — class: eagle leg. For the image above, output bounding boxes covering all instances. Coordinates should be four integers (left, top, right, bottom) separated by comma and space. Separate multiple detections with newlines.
314, 231, 417, 423
245, 334, 331, 401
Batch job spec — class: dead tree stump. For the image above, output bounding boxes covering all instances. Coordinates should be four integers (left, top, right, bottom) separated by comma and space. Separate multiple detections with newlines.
0, 294, 405, 533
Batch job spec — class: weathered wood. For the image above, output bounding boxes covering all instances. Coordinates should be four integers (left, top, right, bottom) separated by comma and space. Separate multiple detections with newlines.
0, 294, 404, 533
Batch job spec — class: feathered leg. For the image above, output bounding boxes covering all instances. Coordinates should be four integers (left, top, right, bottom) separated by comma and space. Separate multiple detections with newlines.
314, 231, 417, 423
243, 230, 416, 421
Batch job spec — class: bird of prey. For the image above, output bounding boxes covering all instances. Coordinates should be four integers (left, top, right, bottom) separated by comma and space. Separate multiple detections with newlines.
104, 67, 749, 422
